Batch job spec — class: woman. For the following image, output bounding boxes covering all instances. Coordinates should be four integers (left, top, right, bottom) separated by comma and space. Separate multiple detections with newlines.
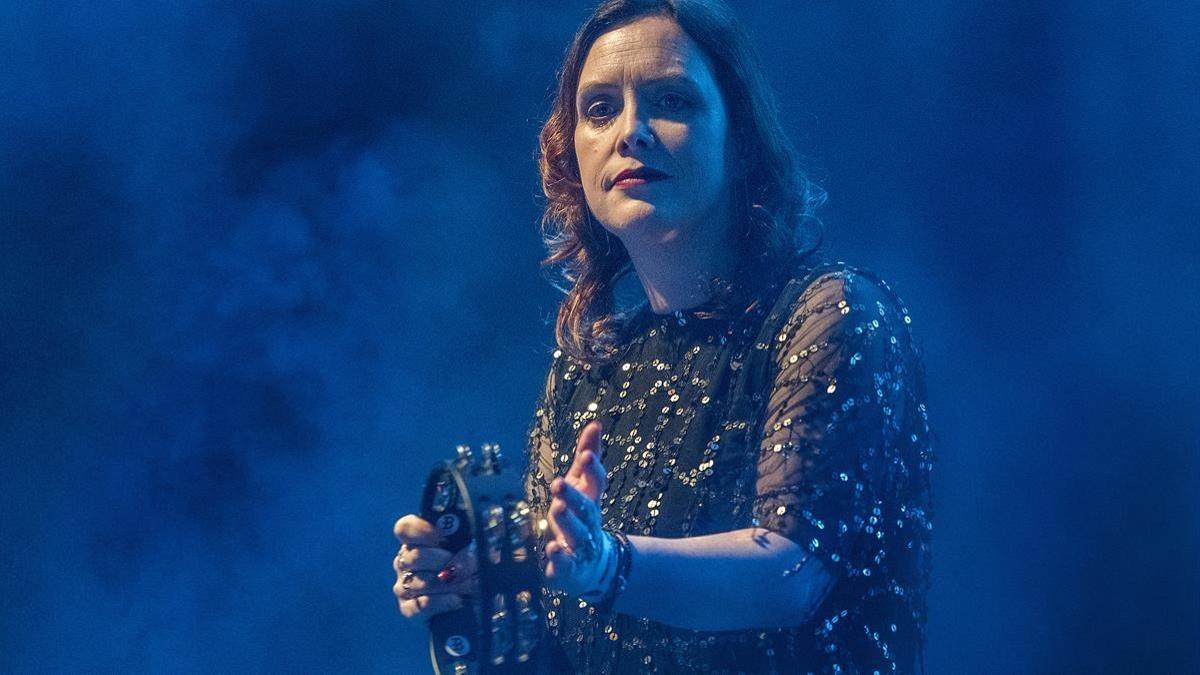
393, 1, 933, 672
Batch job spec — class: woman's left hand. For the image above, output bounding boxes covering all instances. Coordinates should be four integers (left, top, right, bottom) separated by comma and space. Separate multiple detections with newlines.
543, 420, 610, 597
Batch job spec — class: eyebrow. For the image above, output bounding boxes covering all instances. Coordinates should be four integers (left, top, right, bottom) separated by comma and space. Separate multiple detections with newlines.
576, 73, 702, 102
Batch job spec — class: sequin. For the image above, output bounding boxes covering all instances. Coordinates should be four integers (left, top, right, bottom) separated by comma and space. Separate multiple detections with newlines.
522, 263, 934, 673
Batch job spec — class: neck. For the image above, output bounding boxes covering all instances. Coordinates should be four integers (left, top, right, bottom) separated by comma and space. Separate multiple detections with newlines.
620, 213, 737, 316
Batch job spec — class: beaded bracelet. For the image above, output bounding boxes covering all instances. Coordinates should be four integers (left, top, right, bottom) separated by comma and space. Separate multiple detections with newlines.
584, 528, 633, 614
578, 532, 617, 602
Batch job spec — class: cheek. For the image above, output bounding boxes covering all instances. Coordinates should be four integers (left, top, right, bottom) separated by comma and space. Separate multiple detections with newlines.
673, 125, 727, 187
573, 130, 600, 184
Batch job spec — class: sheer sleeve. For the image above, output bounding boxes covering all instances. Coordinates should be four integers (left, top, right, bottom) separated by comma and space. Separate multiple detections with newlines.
524, 354, 564, 518
752, 269, 930, 582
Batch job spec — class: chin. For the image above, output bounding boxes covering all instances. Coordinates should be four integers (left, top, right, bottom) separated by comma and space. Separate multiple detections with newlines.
601, 202, 678, 237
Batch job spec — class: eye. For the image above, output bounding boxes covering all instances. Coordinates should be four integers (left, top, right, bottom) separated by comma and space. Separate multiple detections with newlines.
585, 99, 616, 120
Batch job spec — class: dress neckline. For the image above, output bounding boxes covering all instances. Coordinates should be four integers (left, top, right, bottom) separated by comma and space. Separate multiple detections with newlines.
628, 273, 791, 341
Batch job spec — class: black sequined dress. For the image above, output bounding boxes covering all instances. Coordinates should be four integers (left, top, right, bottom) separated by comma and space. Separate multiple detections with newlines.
523, 261, 934, 674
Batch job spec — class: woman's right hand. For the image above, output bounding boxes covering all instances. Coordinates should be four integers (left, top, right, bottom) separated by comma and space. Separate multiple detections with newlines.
392, 514, 479, 620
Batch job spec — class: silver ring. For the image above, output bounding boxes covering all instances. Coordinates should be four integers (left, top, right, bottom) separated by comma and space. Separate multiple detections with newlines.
401, 570, 415, 591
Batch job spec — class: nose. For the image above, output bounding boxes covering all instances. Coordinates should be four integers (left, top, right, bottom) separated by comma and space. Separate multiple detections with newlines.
617, 104, 655, 153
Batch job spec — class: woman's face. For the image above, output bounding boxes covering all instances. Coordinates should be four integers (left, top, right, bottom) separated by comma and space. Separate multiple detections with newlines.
573, 15, 731, 242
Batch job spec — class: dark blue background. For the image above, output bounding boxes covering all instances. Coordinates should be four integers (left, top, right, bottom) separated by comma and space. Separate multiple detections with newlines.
2, 1, 1197, 672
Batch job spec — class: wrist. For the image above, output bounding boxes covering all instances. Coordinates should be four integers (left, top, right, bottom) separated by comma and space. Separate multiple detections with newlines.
579, 531, 617, 601
578, 529, 633, 614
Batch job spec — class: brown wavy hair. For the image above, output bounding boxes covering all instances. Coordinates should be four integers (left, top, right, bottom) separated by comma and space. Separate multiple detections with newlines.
538, 0, 825, 364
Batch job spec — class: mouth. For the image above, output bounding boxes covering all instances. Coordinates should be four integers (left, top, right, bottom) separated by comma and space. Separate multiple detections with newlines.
609, 166, 670, 189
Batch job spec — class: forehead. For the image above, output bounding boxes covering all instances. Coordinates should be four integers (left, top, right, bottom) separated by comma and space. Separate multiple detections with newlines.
577, 15, 716, 93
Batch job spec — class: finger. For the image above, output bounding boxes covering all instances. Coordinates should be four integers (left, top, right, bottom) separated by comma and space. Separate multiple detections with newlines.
393, 514, 443, 547
393, 569, 432, 599
545, 494, 577, 553
397, 546, 454, 572
398, 592, 464, 619
394, 569, 474, 599
548, 495, 592, 555
543, 538, 576, 584
446, 541, 478, 574
569, 425, 607, 502
565, 449, 607, 503
437, 543, 479, 587
552, 478, 598, 526
583, 446, 607, 496
568, 422, 603, 483
556, 504, 597, 562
